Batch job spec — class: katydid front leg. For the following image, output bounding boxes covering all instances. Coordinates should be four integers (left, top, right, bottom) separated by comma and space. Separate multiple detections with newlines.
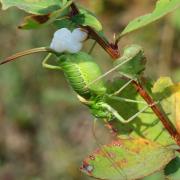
42, 53, 62, 70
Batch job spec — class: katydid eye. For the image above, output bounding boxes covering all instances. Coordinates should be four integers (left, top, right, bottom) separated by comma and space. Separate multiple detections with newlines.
50, 28, 88, 53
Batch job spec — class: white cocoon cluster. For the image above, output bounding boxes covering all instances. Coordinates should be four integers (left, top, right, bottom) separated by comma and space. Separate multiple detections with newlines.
50, 28, 88, 53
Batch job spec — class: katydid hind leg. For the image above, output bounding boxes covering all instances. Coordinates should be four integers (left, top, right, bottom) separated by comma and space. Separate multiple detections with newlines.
101, 102, 158, 124
101, 103, 131, 124
124, 102, 159, 123
108, 95, 147, 104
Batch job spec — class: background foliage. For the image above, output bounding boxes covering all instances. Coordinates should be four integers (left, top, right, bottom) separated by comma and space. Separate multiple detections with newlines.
0, 0, 179, 179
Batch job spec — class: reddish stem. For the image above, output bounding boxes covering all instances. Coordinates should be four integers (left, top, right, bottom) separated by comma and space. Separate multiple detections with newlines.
133, 81, 180, 146
70, 3, 120, 59
70, 3, 180, 147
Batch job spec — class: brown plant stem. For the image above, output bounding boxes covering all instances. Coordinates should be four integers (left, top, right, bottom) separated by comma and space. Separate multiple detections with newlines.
70, 3, 120, 59
133, 81, 180, 147
70, 3, 180, 147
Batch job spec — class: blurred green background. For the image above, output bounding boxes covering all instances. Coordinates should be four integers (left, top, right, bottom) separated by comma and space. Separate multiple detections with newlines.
0, 0, 179, 179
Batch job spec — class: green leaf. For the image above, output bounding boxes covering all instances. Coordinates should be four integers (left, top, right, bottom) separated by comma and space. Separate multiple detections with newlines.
0, 0, 70, 15
71, 8, 102, 31
117, 0, 180, 40
81, 138, 175, 180
53, 18, 76, 30
18, 1, 72, 29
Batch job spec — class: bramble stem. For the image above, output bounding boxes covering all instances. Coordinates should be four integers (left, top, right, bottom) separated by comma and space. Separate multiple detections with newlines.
70, 2, 180, 147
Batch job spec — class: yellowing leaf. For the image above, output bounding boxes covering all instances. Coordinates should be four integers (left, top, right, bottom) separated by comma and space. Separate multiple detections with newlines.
81, 137, 175, 180
172, 83, 180, 134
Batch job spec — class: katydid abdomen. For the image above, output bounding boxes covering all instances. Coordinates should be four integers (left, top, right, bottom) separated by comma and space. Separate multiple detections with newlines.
57, 52, 107, 99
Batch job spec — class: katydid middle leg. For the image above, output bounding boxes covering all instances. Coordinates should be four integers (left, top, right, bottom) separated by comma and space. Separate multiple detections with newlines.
42, 53, 62, 70
107, 78, 146, 105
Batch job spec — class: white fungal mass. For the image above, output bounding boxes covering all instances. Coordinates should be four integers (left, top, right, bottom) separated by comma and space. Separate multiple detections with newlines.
50, 28, 88, 53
